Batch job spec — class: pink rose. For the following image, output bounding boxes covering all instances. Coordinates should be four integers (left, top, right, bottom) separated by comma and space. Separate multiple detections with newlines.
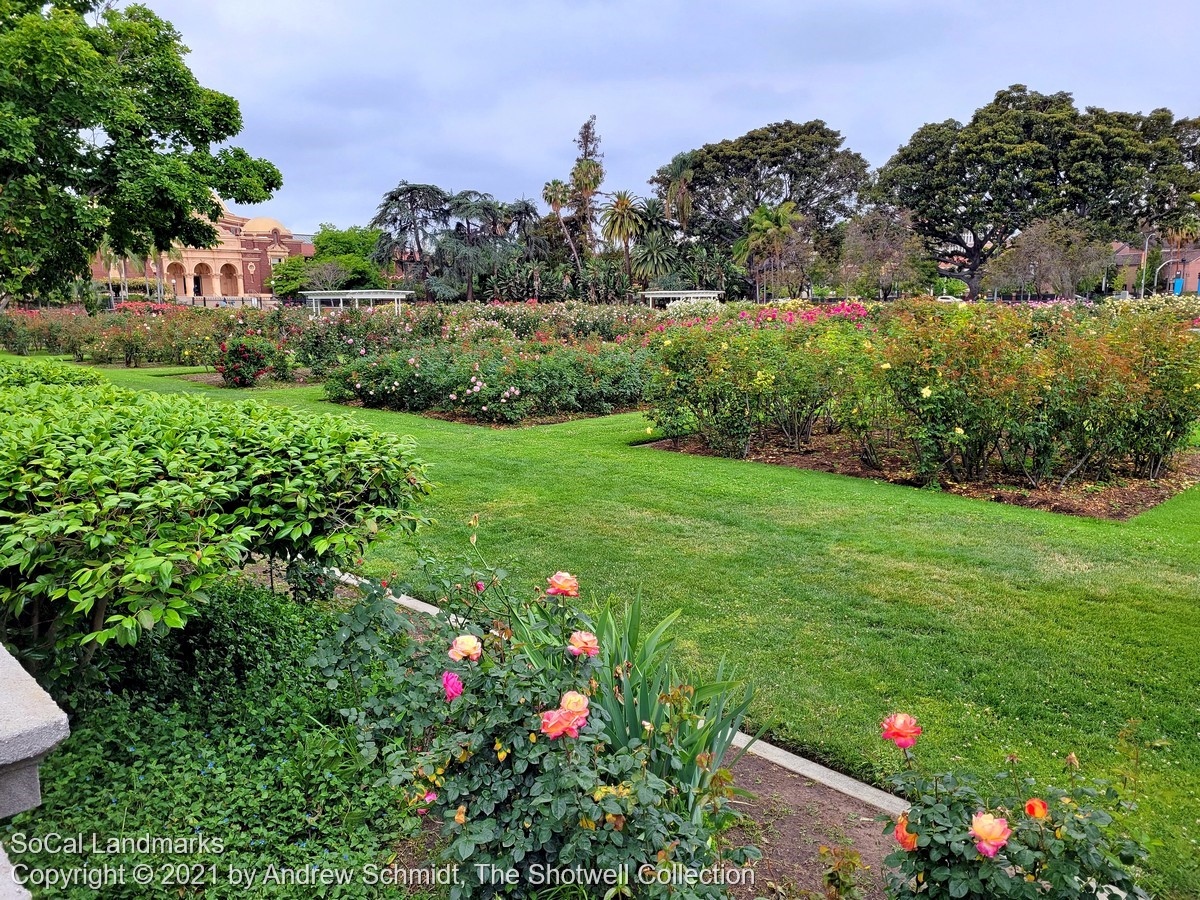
567, 631, 599, 657
881, 713, 922, 749
442, 671, 463, 702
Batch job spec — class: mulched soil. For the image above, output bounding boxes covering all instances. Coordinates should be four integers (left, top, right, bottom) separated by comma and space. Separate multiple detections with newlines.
645, 430, 1200, 521
728, 752, 891, 899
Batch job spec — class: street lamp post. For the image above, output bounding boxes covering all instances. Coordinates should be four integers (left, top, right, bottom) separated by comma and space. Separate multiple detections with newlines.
1151, 259, 1179, 295
1138, 233, 1152, 298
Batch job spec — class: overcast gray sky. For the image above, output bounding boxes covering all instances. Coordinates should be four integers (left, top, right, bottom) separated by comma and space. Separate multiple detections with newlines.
149, 0, 1198, 234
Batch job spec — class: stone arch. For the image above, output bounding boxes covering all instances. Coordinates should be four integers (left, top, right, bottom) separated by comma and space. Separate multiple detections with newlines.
219, 263, 240, 296
193, 263, 213, 297
166, 262, 186, 297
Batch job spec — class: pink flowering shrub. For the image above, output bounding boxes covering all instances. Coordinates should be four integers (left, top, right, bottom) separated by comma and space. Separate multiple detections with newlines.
312, 548, 758, 899
324, 340, 654, 423
880, 716, 1149, 899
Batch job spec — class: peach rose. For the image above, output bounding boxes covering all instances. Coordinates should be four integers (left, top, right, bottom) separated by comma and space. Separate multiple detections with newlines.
893, 812, 918, 852
540, 692, 590, 739
546, 572, 580, 597
567, 631, 600, 657
970, 812, 1011, 858
881, 712, 922, 749
540, 707, 582, 739
448, 634, 482, 661
1025, 798, 1048, 819
559, 691, 589, 714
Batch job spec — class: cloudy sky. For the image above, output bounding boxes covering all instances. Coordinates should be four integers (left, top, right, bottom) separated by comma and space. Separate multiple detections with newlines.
148, 0, 1197, 234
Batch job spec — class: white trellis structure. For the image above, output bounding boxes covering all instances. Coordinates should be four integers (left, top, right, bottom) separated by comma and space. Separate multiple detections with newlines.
637, 289, 724, 309
298, 290, 414, 315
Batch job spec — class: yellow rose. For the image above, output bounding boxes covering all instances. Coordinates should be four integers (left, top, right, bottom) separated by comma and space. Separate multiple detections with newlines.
921, 386, 932, 398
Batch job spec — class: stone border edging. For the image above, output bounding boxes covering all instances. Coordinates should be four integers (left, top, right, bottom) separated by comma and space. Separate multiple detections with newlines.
329, 569, 906, 816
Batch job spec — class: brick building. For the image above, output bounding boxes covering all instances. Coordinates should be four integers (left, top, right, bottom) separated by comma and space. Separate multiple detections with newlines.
92, 201, 314, 301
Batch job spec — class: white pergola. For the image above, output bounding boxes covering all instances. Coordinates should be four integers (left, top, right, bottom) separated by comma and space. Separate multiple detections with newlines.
298, 290, 414, 315
637, 289, 724, 309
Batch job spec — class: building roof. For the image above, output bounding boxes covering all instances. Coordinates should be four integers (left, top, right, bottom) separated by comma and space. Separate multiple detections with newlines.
241, 216, 290, 235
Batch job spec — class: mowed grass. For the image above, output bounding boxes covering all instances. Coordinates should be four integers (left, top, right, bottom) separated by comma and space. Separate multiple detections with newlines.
80, 364, 1200, 895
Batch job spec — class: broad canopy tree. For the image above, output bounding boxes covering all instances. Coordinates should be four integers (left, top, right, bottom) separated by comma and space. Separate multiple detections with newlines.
0, 1, 282, 303
650, 120, 868, 248
875, 85, 1198, 299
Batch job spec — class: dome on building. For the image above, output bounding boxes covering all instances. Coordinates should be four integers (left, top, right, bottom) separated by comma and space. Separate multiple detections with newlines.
241, 216, 290, 235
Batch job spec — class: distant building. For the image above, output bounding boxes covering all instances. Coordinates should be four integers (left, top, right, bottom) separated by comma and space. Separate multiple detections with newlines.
1111, 240, 1200, 294
91, 202, 314, 300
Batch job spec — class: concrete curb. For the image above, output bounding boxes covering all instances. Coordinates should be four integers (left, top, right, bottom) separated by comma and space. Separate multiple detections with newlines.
332, 571, 907, 818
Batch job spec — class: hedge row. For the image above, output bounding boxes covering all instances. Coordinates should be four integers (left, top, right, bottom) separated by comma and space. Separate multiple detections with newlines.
325, 341, 655, 423
0, 383, 431, 685
648, 302, 1200, 485
0, 357, 103, 387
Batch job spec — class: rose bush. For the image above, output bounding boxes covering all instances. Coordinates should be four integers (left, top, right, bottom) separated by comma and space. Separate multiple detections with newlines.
311, 553, 759, 899
879, 714, 1150, 900
647, 299, 1200, 486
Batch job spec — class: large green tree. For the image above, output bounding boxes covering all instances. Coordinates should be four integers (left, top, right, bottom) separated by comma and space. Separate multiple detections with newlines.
650, 120, 867, 248
876, 85, 1197, 298
0, 2, 281, 303
370, 181, 450, 282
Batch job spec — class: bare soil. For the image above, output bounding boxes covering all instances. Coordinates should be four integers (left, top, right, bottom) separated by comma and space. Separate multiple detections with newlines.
728, 753, 890, 899
645, 430, 1200, 521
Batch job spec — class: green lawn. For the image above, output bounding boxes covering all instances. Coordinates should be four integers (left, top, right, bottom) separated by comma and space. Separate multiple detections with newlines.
79, 364, 1200, 895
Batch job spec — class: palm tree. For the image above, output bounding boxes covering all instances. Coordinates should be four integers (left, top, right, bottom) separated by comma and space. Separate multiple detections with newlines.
600, 191, 645, 281
631, 231, 677, 284
543, 179, 584, 278
639, 198, 673, 239
440, 190, 496, 303
506, 199, 548, 263
663, 151, 695, 234
734, 202, 804, 301
570, 158, 604, 255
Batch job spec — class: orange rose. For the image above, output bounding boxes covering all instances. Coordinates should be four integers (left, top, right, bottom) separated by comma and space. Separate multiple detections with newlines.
567, 630, 600, 657
1025, 798, 1049, 819
448, 634, 482, 661
539, 708, 579, 739
893, 812, 918, 851
881, 712, 922, 749
546, 571, 580, 597
540, 692, 590, 739
970, 812, 1012, 858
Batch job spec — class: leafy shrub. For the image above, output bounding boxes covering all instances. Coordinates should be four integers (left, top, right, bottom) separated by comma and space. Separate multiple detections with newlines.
314, 552, 759, 899
664, 297, 722, 320
0, 384, 431, 686
879, 714, 1149, 900
0, 357, 102, 387
216, 333, 277, 386
647, 300, 1200, 484
5, 580, 420, 899
325, 341, 654, 424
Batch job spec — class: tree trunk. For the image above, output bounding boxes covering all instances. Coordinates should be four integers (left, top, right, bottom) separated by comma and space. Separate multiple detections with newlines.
558, 214, 584, 278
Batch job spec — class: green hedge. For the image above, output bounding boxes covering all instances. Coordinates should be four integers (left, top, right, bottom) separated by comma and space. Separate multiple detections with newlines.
5, 580, 420, 899
0, 384, 431, 685
0, 357, 103, 387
